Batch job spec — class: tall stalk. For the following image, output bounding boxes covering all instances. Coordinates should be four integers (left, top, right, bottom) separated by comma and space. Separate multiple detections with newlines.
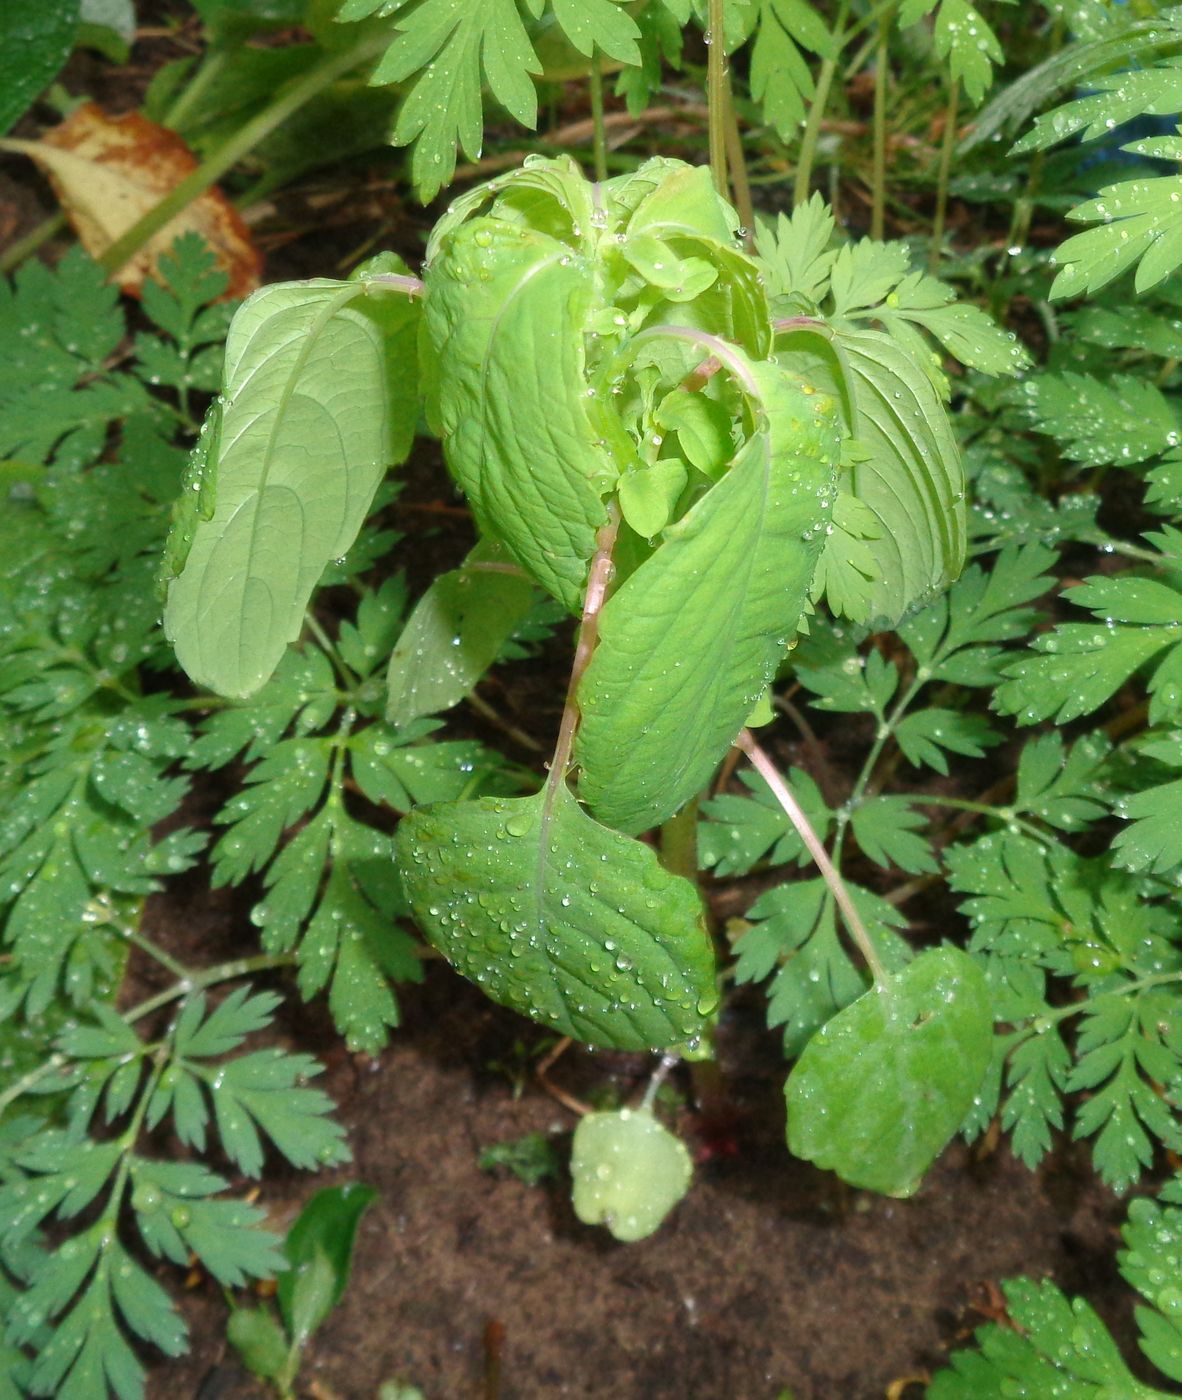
793, 0, 851, 208
707, 0, 729, 197
871, 19, 889, 240
588, 54, 609, 182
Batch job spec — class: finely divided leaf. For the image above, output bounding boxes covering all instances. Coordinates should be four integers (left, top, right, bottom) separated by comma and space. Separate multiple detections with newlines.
164, 279, 419, 697
785, 948, 992, 1196
576, 359, 839, 834
395, 785, 717, 1050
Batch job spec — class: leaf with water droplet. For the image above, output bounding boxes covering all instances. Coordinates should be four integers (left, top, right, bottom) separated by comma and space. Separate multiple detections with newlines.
571, 1108, 691, 1242
396, 784, 717, 1049
785, 947, 992, 1196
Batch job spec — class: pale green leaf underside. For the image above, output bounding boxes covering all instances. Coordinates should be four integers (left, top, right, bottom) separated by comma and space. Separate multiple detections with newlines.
576, 360, 839, 834
800, 327, 966, 624
785, 947, 992, 1196
164, 280, 418, 698
423, 221, 610, 613
395, 785, 718, 1050
571, 1108, 692, 1241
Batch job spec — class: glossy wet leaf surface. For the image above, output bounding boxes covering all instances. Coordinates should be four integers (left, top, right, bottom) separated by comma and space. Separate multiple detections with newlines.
395, 785, 717, 1050
785, 947, 992, 1196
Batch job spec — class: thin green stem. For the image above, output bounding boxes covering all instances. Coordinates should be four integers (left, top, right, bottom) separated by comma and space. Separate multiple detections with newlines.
738, 730, 888, 985
794, 1, 850, 208
871, 19, 889, 242
0, 1054, 68, 1116
722, 76, 755, 239
928, 80, 960, 274
588, 54, 609, 182
304, 610, 360, 692
1031, 970, 1182, 1032
125, 953, 298, 1027
0, 211, 66, 273
122, 924, 194, 982
98, 30, 387, 278
159, 48, 229, 133
919, 795, 1052, 845
707, 0, 729, 198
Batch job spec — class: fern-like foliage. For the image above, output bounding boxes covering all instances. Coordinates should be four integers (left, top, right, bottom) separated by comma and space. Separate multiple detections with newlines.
930, 1173, 1182, 1397
1, 990, 346, 1399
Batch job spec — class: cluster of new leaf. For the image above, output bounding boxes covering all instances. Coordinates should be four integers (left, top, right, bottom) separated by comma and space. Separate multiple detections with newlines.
0, 239, 231, 1024
930, 1172, 1182, 1397
0, 989, 348, 1399
758, 195, 1029, 624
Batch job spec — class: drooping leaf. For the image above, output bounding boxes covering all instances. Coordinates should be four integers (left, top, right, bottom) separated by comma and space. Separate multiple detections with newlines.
164, 277, 420, 697
785, 948, 993, 1196
576, 358, 840, 834
277, 1184, 377, 1339
395, 784, 717, 1051
385, 548, 536, 728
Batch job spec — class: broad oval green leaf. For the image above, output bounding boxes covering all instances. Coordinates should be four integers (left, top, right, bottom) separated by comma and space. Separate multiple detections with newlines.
422, 219, 612, 612
395, 784, 718, 1050
384, 546, 536, 728
164, 278, 420, 697
785, 947, 992, 1197
576, 358, 840, 835
571, 1108, 692, 1242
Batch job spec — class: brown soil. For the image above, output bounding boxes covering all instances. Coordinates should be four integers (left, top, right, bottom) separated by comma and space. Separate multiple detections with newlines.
145, 861, 1138, 1400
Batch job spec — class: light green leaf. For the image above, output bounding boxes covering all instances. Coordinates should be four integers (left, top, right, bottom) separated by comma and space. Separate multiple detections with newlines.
785, 947, 993, 1196
1051, 174, 1182, 298
571, 1108, 692, 1241
1018, 371, 1179, 468
163, 279, 419, 697
385, 548, 536, 728
813, 328, 966, 623
577, 358, 840, 834
422, 219, 611, 612
395, 784, 717, 1051
551, 0, 640, 62
228, 1307, 289, 1382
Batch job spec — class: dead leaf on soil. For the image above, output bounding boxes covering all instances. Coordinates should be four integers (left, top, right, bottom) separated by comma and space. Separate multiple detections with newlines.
1, 102, 261, 298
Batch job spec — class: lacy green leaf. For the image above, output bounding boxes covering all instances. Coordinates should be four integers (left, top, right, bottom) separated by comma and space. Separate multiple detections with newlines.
395, 785, 717, 1050
785, 948, 992, 1196
576, 359, 840, 834
163, 278, 419, 697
